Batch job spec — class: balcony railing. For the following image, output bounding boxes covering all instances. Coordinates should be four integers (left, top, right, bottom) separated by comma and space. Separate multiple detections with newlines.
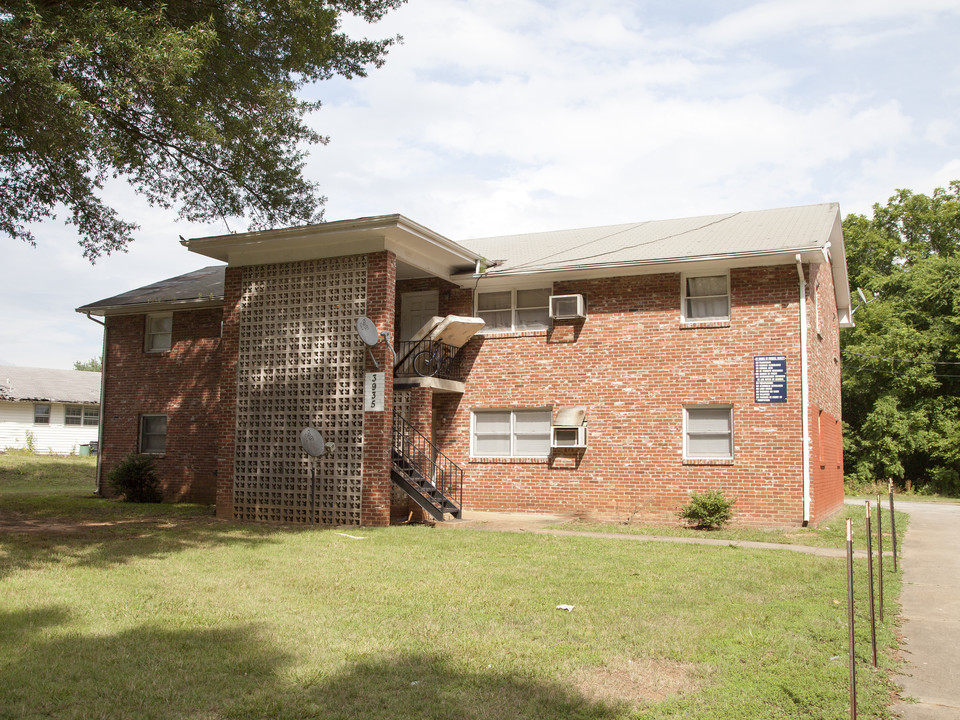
393, 339, 464, 382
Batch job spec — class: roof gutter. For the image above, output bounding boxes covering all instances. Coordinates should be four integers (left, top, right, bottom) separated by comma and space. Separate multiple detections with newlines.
795, 256, 811, 525
83, 313, 106, 496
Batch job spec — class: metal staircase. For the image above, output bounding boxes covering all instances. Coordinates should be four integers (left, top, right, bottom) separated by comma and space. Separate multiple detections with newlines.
391, 408, 463, 521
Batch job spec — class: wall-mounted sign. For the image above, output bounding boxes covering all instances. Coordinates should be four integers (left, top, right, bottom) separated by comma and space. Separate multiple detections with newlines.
364, 372, 385, 412
754, 355, 787, 403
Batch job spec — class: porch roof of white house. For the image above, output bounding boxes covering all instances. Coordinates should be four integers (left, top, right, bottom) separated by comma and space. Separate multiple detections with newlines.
0, 366, 101, 404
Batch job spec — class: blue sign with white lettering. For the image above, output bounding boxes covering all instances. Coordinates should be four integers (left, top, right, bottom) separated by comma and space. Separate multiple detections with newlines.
755, 355, 787, 403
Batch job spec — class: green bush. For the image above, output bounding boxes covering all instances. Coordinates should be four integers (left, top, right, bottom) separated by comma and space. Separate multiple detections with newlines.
108, 454, 162, 503
678, 489, 735, 530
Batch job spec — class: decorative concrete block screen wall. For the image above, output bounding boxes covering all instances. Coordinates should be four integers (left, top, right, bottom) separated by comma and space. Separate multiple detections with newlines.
233, 255, 367, 524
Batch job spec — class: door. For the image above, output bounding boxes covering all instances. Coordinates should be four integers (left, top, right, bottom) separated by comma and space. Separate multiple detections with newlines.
400, 290, 439, 340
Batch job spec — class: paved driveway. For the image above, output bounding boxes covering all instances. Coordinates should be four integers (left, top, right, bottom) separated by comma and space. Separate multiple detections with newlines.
892, 500, 960, 719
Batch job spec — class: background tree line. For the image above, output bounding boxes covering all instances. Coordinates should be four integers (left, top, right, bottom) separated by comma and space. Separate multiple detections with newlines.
841, 180, 960, 494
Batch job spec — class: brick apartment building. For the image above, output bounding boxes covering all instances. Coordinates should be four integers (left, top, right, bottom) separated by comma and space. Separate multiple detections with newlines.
77, 203, 851, 527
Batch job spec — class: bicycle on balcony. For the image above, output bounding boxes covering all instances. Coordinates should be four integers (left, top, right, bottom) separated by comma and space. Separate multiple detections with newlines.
413, 342, 453, 377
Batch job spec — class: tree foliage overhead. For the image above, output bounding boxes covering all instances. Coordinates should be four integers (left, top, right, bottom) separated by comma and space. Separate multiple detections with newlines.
0, 0, 404, 260
842, 181, 960, 493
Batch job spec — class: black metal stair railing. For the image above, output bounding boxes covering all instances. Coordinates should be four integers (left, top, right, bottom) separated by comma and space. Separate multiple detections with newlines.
393, 339, 464, 382
391, 408, 463, 520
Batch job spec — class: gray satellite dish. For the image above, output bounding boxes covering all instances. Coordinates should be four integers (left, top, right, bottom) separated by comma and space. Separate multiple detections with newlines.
356, 316, 379, 346
300, 427, 326, 457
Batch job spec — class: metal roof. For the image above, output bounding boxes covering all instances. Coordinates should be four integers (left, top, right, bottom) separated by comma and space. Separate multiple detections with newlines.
0, 366, 101, 404
460, 203, 841, 274
76, 265, 225, 315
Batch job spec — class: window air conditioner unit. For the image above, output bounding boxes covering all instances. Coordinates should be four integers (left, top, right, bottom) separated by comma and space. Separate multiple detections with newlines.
551, 425, 587, 448
549, 294, 586, 319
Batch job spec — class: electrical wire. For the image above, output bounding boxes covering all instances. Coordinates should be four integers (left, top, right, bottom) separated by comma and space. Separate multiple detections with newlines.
842, 350, 960, 366
843, 364, 960, 379
489, 212, 742, 274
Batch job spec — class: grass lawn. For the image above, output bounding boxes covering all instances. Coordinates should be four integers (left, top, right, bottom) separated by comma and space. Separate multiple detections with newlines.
553, 503, 909, 554
0, 454, 903, 719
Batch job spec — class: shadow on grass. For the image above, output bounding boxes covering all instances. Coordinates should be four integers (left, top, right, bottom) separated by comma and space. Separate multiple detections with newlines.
0, 607, 622, 720
0, 505, 333, 581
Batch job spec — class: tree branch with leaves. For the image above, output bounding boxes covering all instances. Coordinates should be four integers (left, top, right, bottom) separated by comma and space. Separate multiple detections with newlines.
0, 0, 404, 260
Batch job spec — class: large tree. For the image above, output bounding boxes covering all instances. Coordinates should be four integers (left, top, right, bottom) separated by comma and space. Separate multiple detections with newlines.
841, 181, 960, 493
0, 0, 403, 260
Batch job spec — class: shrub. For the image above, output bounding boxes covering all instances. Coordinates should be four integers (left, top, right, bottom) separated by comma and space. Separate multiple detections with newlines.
108, 454, 162, 503
678, 489, 735, 530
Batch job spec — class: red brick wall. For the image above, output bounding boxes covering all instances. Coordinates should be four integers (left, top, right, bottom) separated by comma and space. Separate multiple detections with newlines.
361, 251, 396, 526
101, 306, 223, 503
430, 265, 830, 526
807, 262, 845, 523
215, 267, 242, 517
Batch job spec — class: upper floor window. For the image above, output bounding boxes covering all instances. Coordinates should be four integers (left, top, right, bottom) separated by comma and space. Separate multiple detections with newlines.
472, 408, 552, 457
682, 274, 729, 322
145, 313, 172, 352
34, 404, 50, 425
477, 288, 551, 332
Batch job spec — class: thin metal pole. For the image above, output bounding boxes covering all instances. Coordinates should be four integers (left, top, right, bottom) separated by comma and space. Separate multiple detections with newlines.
847, 517, 857, 720
310, 465, 316, 524
888, 480, 898, 572
876, 494, 884, 621
865, 502, 877, 667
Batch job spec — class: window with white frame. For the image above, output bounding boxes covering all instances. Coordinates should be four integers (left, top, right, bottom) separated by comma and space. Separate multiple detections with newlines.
34, 404, 50, 425
66, 405, 99, 426
140, 415, 167, 454
684, 405, 733, 459
472, 409, 552, 457
145, 313, 173, 352
682, 274, 730, 322
476, 288, 551, 332
65, 405, 83, 425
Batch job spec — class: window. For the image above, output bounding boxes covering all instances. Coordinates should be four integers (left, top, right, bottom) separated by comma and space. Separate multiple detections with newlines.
67, 405, 99, 426
145, 313, 173, 352
477, 288, 551, 332
472, 409, 551, 457
683, 274, 729, 322
140, 415, 167, 454
684, 406, 733, 459
34, 404, 50, 424
65, 405, 82, 425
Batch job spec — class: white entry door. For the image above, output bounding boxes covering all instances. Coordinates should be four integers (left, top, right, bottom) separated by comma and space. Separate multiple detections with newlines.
400, 290, 439, 340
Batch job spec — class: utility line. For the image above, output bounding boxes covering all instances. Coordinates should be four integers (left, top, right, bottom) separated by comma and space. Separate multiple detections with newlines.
844, 364, 960, 379
842, 350, 960, 366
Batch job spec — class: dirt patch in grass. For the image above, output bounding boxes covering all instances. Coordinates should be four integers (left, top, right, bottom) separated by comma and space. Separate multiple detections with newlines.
572, 656, 702, 707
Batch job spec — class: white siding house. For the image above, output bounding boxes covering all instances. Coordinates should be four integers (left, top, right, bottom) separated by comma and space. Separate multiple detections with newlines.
0, 366, 101, 454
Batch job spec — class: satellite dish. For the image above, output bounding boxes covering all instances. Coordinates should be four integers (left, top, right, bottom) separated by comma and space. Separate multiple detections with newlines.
299, 427, 326, 457
356, 316, 379, 346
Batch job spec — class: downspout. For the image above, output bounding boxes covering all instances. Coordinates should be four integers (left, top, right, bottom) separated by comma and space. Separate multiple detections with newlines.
84, 312, 106, 496
795, 256, 811, 525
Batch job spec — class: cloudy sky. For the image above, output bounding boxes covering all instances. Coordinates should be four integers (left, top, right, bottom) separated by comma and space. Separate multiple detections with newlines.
4, 0, 959, 369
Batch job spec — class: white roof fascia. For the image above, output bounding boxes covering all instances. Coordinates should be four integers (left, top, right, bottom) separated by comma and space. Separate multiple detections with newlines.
77, 298, 224, 318
183, 214, 481, 279
826, 212, 854, 328
453, 248, 830, 289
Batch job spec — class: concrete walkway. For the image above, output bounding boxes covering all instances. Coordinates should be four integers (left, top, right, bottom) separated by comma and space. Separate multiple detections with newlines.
891, 501, 960, 719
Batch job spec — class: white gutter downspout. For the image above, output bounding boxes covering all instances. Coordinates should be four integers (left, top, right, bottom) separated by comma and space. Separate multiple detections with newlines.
795, 256, 811, 525
84, 312, 107, 496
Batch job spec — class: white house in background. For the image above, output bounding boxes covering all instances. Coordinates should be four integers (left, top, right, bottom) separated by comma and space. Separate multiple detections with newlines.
0, 366, 101, 454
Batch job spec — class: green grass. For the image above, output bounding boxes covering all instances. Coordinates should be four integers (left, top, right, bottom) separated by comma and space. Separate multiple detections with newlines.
0, 454, 904, 719
553, 503, 909, 553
